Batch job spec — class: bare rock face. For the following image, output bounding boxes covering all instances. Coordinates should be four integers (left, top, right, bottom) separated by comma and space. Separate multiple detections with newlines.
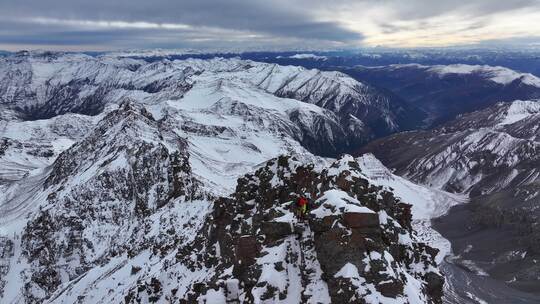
170, 155, 443, 303
19, 101, 205, 303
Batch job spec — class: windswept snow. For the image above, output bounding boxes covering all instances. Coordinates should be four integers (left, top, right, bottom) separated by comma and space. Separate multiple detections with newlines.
334, 263, 360, 278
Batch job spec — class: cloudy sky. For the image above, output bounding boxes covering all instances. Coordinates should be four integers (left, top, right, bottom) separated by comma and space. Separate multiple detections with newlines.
1, 0, 540, 51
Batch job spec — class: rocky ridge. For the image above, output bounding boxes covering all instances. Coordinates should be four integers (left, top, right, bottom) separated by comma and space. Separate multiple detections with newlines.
166, 155, 444, 303
6, 102, 205, 302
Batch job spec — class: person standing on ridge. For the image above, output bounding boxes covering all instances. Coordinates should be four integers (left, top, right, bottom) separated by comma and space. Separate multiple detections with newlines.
296, 196, 308, 220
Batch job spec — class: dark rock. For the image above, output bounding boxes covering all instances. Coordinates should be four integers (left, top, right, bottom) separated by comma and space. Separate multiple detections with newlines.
343, 212, 379, 228
261, 221, 293, 240
424, 271, 445, 302
377, 281, 403, 298
235, 236, 259, 266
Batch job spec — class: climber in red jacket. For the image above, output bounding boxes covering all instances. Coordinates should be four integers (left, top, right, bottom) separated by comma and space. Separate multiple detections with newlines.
296, 196, 308, 220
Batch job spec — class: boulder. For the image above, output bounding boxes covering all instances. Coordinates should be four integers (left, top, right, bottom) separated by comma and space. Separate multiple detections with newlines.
343, 212, 379, 228
261, 221, 293, 240
310, 215, 339, 232
376, 281, 403, 298
424, 272, 445, 302
235, 236, 259, 266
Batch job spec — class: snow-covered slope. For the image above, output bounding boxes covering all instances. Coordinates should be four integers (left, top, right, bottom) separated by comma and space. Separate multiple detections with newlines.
356, 154, 467, 264
0, 111, 103, 186
362, 99, 540, 196
356, 154, 465, 221
0, 53, 461, 303
0, 52, 192, 120
0, 52, 417, 155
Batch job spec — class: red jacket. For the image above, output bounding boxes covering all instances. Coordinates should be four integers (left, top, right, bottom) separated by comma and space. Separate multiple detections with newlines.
297, 197, 308, 207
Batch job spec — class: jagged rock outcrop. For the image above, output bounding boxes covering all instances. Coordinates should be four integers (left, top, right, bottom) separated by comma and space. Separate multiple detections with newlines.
19, 101, 205, 302
0, 236, 14, 297
162, 155, 445, 303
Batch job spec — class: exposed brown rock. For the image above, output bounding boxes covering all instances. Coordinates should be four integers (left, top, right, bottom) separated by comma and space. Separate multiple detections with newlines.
343, 212, 379, 228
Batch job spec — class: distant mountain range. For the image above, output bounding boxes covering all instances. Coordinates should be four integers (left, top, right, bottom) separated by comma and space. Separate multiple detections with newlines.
0, 52, 426, 156
340, 64, 540, 126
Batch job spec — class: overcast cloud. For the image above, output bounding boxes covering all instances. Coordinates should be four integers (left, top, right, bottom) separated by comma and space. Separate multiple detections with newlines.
1, 0, 539, 50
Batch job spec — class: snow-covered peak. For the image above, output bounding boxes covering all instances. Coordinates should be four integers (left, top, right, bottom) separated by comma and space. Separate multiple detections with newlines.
384, 63, 540, 87
167, 57, 368, 109
497, 99, 540, 125
428, 64, 540, 87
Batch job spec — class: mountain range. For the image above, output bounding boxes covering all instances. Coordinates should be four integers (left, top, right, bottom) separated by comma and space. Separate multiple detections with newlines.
339, 63, 540, 126
1, 51, 540, 303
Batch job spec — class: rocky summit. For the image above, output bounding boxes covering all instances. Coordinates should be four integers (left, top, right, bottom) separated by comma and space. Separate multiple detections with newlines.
170, 155, 444, 303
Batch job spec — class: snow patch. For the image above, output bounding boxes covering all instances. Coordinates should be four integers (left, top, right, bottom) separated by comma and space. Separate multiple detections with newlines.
311, 189, 375, 219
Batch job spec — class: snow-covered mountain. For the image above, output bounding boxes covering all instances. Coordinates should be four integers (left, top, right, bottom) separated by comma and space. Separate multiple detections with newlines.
426, 64, 540, 87
361, 99, 540, 292
0, 111, 102, 186
361, 99, 540, 195
0, 52, 463, 303
0, 52, 423, 156
2, 124, 447, 303
0, 104, 452, 303
342, 64, 540, 126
